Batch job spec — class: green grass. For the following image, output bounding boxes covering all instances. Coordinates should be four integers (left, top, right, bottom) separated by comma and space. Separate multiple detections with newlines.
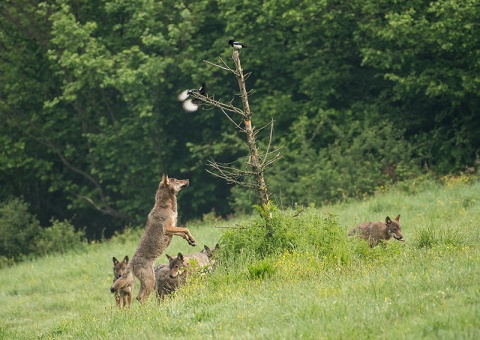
1, 177, 479, 339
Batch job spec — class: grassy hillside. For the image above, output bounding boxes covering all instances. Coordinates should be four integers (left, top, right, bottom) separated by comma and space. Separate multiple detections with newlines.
1, 176, 479, 339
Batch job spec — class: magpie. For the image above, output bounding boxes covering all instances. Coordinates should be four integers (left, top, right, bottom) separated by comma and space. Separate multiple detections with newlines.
178, 83, 208, 112
228, 40, 252, 49
187, 82, 207, 96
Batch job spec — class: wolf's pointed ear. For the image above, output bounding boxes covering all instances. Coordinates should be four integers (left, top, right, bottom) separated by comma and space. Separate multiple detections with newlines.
395, 214, 400, 221
166, 254, 173, 261
385, 216, 392, 224
204, 245, 210, 252
161, 174, 169, 186
123, 255, 129, 264
178, 252, 184, 260
113, 257, 119, 265
215, 243, 220, 250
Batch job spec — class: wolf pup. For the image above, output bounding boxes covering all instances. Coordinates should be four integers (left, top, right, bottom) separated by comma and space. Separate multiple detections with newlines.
167, 244, 219, 278
184, 245, 214, 270
200, 243, 220, 260
112, 256, 134, 308
155, 244, 219, 300
110, 174, 196, 304
348, 214, 404, 247
190, 244, 220, 272
155, 253, 188, 300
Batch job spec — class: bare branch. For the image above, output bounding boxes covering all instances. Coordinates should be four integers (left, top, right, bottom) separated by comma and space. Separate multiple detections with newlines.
206, 156, 261, 189
263, 118, 275, 161
219, 106, 246, 132
215, 224, 248, 229
205, 165, 246, 186
188, 91, 245, 117
203, 58, 237, 75
261, 151, 282, 169
252, 120, 273, 137
219, 57, 238, 74
202, 60, 230, 72
292, 207, 305, 217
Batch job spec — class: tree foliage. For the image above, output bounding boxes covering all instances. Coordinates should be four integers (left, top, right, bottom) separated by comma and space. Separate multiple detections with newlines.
1, 0, 478, 238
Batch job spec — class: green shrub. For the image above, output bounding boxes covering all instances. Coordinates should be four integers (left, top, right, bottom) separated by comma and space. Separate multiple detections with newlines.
247, 259, 277, 280
0, 198, 41, 260
33, 219, 87, 257
218, 206, 353, 269
413, 226, 467, 250
0, 198, 88, 266
0, 256, 15, 268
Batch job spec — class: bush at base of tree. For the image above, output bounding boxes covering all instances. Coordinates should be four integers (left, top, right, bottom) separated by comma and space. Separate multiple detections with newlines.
218, 206, 354, 269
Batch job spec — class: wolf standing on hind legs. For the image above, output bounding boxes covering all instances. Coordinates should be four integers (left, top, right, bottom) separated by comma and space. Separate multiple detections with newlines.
110, 174, 196, 304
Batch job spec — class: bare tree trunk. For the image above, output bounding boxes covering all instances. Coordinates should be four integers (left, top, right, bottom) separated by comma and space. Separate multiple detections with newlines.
231, 51, 270, 206
184, 49, 281, 210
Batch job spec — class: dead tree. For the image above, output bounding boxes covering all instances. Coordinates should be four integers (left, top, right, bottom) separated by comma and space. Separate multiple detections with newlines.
188, 50, 280, 209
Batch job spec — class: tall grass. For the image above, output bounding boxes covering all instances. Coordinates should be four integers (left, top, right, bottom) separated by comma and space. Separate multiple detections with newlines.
1, 177, 479, 339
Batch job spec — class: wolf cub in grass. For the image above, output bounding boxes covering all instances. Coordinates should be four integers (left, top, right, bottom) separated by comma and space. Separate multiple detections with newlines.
155, 244, 219, 300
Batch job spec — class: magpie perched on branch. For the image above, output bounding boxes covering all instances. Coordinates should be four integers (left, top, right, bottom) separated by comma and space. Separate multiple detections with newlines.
178, 82, 208, 112
228, 40, 252, 49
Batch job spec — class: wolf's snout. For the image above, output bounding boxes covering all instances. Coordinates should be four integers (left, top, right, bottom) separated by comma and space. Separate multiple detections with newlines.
110, 287, 115, 293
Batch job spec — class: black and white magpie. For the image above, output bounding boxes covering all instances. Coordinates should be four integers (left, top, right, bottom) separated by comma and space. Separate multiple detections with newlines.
178, 83, 208, 112
228, 40, 252, 49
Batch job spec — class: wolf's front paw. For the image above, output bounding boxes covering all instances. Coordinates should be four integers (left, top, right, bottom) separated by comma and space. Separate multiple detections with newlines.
187, 237, 196, 246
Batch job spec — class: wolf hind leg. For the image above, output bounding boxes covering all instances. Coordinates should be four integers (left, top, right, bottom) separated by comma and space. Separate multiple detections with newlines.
121, 293, 128, 308
126, 289, 133, 307
114, 292, 121, 308
135, 268, 155, 304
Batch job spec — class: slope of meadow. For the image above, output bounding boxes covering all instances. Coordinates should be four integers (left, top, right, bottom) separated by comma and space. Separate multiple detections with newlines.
1, 176, 479, 339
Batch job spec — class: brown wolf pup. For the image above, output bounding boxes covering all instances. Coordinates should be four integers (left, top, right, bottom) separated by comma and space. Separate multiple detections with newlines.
155, 253, 188, 300
186, 244, 219, 272
155, 245, 219, 300
348, 214, 404, 247
110, 174, 196, 304
112, 256, 134, 308
200, 243, 220, 261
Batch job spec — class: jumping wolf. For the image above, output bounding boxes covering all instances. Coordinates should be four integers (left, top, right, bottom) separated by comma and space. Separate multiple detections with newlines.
348, 214, 404, 247
110, 174, 196, 303
112, 256, 134, 308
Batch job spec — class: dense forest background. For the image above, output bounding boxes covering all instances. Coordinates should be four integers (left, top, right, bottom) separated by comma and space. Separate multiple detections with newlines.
1, 0, 479, 239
